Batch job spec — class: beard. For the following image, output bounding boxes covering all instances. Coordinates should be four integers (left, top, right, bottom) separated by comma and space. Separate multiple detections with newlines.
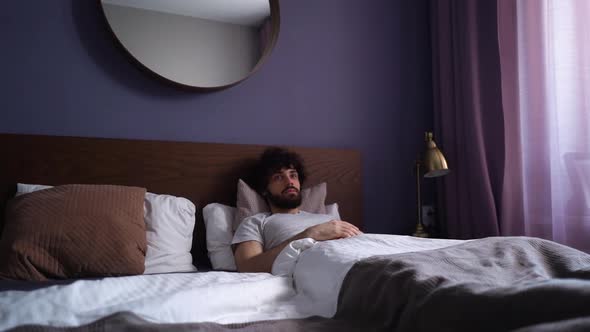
266, 189, 302, 210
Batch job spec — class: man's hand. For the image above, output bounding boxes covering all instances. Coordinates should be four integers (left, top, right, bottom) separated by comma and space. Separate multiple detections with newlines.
303, 220, 362, 241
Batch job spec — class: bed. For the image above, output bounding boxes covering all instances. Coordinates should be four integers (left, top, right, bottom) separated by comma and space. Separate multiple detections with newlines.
1, 133, 590, 332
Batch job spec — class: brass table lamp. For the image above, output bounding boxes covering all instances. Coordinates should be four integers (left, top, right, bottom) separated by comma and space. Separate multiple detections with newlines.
413, 132, 450, 237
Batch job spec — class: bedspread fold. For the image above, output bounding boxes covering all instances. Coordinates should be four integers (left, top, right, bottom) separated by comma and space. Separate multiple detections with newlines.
335, 236, 590, 332
7, 312, 369, 332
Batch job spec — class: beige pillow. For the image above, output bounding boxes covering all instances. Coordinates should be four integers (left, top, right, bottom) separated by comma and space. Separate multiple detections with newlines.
0, 184, 147, 281
233, 179, 327, 231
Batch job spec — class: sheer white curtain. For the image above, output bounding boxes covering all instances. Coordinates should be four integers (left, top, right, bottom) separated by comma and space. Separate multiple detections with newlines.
505, 0, 590, 252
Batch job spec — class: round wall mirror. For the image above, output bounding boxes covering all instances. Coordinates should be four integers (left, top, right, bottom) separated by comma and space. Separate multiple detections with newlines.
100, 0, 280, 91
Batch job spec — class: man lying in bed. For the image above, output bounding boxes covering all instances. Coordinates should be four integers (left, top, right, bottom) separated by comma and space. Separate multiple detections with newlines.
232, 147, 362, 273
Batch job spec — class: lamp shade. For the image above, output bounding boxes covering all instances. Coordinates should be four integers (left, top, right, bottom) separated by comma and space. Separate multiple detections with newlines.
422, 132, 450, 178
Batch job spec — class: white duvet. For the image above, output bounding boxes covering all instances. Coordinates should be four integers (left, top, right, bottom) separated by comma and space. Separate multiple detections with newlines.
274, 234, 467, 318
0, 234, 465, 329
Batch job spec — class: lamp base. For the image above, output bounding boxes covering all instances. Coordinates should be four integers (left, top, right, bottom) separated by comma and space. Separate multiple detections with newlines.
412, 223, 429, 238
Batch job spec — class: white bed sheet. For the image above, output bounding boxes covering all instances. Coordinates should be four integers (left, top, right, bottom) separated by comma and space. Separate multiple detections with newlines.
0, 271, 307, 330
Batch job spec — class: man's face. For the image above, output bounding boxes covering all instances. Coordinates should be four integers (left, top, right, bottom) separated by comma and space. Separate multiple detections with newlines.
265, 167, 302, 210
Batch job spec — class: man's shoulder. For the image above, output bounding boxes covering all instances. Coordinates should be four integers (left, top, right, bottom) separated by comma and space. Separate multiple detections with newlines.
242, 212, 272, 225
233, 212, 271, 242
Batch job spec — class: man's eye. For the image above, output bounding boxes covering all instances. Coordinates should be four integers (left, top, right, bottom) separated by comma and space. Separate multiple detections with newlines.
291, 173, 298, 179
273, 175, 282, 181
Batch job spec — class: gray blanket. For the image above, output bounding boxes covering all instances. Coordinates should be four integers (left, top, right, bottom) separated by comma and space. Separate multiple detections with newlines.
335, 236, 590, 332
8, 312, 368, 332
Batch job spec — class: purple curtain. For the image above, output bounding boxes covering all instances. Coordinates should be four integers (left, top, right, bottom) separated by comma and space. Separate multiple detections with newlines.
430, 0, 505, 239
432, 0, 590, 252
499, 1, 590, 253
496, 0, 525, 238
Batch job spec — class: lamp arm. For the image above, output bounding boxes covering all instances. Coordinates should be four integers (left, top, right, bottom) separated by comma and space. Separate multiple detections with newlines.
415, 160, 422, 227
413, 160, 428, 237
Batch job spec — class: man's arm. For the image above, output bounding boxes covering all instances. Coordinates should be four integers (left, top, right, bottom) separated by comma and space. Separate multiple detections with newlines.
234, 220, 361, 273
234, 232, 309, 273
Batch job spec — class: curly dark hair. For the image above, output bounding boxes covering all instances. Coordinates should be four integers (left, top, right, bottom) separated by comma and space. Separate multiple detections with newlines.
253, 147, 307, 196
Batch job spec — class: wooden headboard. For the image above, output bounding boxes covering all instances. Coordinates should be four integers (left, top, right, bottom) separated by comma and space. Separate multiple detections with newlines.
0, 133, 362, 267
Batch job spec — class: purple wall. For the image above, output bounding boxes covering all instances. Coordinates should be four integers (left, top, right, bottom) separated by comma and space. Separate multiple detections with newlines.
0, 0, 433, 234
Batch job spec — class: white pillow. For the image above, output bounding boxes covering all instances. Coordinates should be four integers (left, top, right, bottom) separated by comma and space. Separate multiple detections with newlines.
16, 183, 53, 194
325, 203, 341, 221
143, 192, 197, 274
203, 202, 340, 271
203, 203, 238, 271
16, 183, 197, 274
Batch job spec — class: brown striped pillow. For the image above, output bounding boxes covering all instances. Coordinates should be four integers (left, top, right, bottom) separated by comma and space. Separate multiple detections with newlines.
0, 184, 147, 281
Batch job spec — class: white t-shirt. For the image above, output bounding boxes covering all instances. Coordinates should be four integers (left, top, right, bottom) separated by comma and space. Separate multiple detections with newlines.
232, 211, 334, 250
